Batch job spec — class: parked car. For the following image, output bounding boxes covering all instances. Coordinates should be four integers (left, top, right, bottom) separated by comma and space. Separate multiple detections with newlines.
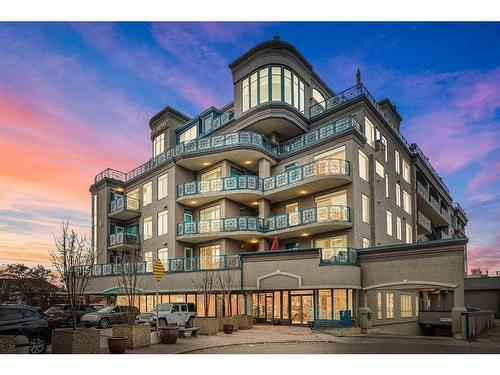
81, 305, 139, 329
0, 304, 53, 354
135, 303, 196, 327
90, 304, 106, 311
44, 304, 96, 327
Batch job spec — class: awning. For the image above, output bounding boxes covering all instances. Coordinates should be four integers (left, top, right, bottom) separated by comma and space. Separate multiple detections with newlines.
102, 287, 146, 295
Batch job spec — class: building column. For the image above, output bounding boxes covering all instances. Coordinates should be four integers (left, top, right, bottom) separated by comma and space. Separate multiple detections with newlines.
452, 285, 467, 339
357, 289, 372, 332
258, 158, 271, 251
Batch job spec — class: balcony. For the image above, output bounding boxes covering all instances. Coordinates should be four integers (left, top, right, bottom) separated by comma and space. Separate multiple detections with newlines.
108, 195, 140, 221
417, 211, 432, 234
177, 216, 266, 243
108, 232, 139, 249
320, 247, 358, 266
263, 159, 351, 203
199, 110, 235, 138
416, 181, 450, 227
266, 205, 351, 239
177, 175, 264, 207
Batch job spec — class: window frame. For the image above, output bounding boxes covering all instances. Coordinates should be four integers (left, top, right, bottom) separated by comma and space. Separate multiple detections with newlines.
143, 216, 153, 240
157, 173, 168, 200
362, 194, 370, 224
157, 210, 168, 236
359, 150, 369, 182
143, 182, 152, 207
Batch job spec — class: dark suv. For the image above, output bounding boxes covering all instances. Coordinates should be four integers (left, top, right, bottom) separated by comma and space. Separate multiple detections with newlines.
0, 304, 53, 354
45, 304, 96, 327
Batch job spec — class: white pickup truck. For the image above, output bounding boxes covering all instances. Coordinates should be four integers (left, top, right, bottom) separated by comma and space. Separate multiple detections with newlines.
135, 302, 196, 327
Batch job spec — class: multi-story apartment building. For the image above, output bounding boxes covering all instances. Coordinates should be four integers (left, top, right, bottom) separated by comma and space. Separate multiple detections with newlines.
87, 37, 469, 338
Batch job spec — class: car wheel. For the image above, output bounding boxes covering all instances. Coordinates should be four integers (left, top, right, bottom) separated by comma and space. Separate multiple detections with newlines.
98, 318, 110, 329
186, 316, 194, 328
66, 317, 73, 327
28, 335, 47, 354
158, 318, 167, 327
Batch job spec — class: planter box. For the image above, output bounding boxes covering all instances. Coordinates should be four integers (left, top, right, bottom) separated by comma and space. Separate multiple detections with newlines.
112, 324, 151, 349
218, 316, 239, 332
0, 335, 16, 354
193, 318, 218, 335
236, 315, 253, 330
51, 328, 100, 354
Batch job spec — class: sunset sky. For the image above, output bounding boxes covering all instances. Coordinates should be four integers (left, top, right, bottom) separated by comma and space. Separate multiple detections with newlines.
0, 22, 499, 272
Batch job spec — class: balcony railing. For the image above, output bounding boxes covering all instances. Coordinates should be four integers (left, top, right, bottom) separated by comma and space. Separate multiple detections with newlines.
417, 181, 450, 223
320, 247, 358, 265
267, 205, 350, 231
199, 110, 235, 137
409, 144, 450, 194
109, 232, 139, 247
278, 116, 362, 157
416, 181, 430, 200
177, 216, 266, 236
417, 211, 431, 232
109, 195, 140, 213
263, 159, 350, 191
177, 175, 263, 198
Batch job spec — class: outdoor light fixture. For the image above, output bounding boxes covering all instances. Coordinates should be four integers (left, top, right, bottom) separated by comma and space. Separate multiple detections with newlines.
244, 160, 252, 165
299, 190, 307, 194
202, 162, 210, 166
190, 201, 197, 204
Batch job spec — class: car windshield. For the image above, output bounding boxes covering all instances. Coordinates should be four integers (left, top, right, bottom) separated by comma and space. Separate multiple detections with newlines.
46, 305, 67, 312
157, 304, 172, 311
98, 306, 117, 313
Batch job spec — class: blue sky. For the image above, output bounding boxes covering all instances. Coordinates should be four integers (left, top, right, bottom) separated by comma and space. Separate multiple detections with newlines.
0, 22, 499, 271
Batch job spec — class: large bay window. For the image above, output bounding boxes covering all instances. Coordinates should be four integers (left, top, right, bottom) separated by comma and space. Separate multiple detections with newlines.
241, 65, 306, 114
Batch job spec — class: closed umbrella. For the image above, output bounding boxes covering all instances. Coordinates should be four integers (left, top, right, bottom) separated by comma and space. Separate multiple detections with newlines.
270, 235, 280, 251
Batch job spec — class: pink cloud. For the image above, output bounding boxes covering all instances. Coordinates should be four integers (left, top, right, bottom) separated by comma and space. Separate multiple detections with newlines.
467, 161, 500, 192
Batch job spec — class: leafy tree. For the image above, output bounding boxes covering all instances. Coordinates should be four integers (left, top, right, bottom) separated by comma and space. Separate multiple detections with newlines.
0, 263, 57, 303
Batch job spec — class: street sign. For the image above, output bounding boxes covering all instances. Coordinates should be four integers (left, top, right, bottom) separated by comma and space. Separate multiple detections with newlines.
153, 259, 165, 281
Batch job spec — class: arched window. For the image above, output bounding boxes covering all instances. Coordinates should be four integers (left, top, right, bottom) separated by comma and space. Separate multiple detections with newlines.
312, 88, 325, 106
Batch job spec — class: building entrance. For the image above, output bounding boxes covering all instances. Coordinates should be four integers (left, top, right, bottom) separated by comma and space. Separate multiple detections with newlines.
291, 294, 313, 325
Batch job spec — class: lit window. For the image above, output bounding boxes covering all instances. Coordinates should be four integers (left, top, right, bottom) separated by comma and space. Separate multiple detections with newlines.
312, 88, 325, 105
143, 251, 153, 272
362, 194, 370, 224
178, 125, 197, 144
143, 216, 152, 240
143, 182, 152, 206
403, 189, 412, 214
284, 69, 292, 105
365, 117, 375, 147
402, 159, 410, 183
381, 135, 388, 162
386, 293, 394, 319
157, 173, 168, 200
396, 183, 401, 206
157, 248, 168, 268
386, 210, 393, 236
377, 292, 383, 319
395, 150, 401, 174
153, 133, 164, 157
385, 173, 389, 198
376, 160, 384, 178
200, 244, 221, 270
362, 237, 371, 248
271, 66, 282, 101
259, 68, 268, 103
400, 295, 413, 318
250, 72, 258, 108
396, 217, 402, 240
405, 223, 413, 244
158, 210, 168, 236
359, 150, 369, 181
299, 81, 305, 113
242, 77, 249, 112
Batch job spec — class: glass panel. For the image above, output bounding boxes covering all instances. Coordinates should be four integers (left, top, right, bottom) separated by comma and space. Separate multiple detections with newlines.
271, 67, 281, 101
284, 69, 292, 104
319, 290, 332, 319
238, 294, 245, 315
252, 294, 258, 318
259, 68, 268, 103
274, 291, 281, 319
266, 295, 273, 322
282, 291, 289, 319
250, 72, 258, 108
286, 202, 299, 226
302, 295, 313, 324
291, 296, 301, 324
196, 294, 205, 317
334, 289, 347, 320
258, 293, 265, 319
208, 294, 216, 317
242, 77, 249, 112
217, 294, 224, 317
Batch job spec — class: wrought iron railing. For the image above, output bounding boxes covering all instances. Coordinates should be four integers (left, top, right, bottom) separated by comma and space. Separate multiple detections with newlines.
417, 181, 450, 223
319, 247, 358, 265
409, 144, 450, 194
177, 216, 267, 236
109, 232, 139, 247
109, 195, 140, 213
417, 211, 431, 232
177, 175, 263, 197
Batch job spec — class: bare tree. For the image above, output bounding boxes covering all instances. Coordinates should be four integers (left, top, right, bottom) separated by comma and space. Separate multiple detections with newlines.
116, 236, 143, 325
217, 269, 236, 316
49, 221, 96, 330
192, 270, 217, 318
0, 264, 57, 303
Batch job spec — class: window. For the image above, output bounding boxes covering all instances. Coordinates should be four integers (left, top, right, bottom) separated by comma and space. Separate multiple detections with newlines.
250, 72, 258, 108
143, 182, 152, 206
314, 145, 346, 161
284, 162, 298, 172
242, 77, 249, 112
381, 135, 388, 162
285, 202, 299, 226
143, 216, 152, 240
403, 189, 412, 214
200, 244, 221, 270
284, 69, 292, 105
178, 125, 197, 144
375, 160, 384, 177
312, 88, 325, 104
385, 174, 389, 198
416, 296, 419, 316
395, 151, 401, 174
377, 292, 383, 319
386, 211, 393, 236
319, 290, 332, 319
396, 217, 402, 240
259, 68, 268, 103
157, 247, 168, 265
365, 117, 375, 147
315, 235, 347, 260
158, 210, 168, 236
271, 66, 281, 101
200, 167, 222, 181
127, 188, 140, 210
359, 150, 369, 181
405, 223, 413, 244
143, 251, 153, 272
362, 194, 370, 224
402, 159, 410, 183
153, 133, 164, 157
157, 173, 168, 200
386, 293, 394, 319
400, 295, 413, 318
396, 183, 401, 206
362, 237, 371, 248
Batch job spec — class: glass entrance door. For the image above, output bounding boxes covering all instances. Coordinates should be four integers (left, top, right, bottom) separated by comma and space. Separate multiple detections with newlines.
265, 294, 273, 322
290, 295, 313, 325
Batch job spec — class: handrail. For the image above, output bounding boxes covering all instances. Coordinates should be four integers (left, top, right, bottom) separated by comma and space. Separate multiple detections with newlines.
319, 247, 358, 265
109, 195, 140, 212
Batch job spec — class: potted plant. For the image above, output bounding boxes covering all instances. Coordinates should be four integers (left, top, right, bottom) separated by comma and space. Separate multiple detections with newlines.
158, 325, 179, 344
107, 336, 128, 354
223, 323, 233, 334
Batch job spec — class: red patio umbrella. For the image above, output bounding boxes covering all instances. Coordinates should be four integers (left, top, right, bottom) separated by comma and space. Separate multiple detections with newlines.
270, 235, 280, 251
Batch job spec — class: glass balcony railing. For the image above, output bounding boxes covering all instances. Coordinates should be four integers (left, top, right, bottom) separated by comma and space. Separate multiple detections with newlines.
108, 232, 139, 247
320, 247, 358, 265
263, 159, 350, 191
177, 175, 263, 198
417, 211, 431, 232
109, 195, 140, 213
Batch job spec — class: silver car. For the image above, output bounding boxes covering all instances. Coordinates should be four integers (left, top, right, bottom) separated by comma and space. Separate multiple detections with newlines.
81, 305, 139, 329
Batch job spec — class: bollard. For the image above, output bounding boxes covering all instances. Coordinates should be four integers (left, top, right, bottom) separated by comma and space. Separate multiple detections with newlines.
15, 336, 30, 354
